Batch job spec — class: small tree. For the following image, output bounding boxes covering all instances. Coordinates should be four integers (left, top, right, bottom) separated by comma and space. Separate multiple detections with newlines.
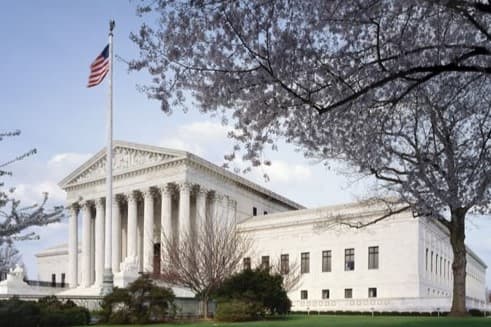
270, 256, 301, 293
159, 212, 250, 319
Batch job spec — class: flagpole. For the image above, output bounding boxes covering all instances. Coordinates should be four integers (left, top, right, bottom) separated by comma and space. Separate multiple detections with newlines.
102, 19, 115, 295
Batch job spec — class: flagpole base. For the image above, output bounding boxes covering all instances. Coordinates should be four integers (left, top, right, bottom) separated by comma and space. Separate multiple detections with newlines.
101, 269, 114, 296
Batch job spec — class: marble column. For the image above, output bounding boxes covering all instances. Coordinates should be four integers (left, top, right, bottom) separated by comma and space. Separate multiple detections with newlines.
81, 202, 92, 287
178, 182, 191, 238
137, 203, 143, 272
112, 195, 121, 274
222, 195, 230, 222
127, 192, 138, 260
95, 198, 105, 287
142, 188, 154, 273
215, 193, 226, 220
121, 213, 127, 261
196, 187, 207, 231
68, 204, 78, 288
160, 184, 173, 248
228, 198, 237, 223
90, 214, 95, 284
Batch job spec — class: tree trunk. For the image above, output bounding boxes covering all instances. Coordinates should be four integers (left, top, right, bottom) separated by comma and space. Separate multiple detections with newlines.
448, 208, 469, 317
202, 295, 209, 319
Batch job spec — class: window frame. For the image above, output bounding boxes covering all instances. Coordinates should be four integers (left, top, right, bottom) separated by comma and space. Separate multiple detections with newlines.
300, 290, 308, 300
301, 252, 310, 274
322, 250, 332, 272
280, 254, 289, 275
344, 248, 355, 271
243, 257, 251, 270
368, 287, 377, 298
261, 255, 270, 270
368, 246, 379, 270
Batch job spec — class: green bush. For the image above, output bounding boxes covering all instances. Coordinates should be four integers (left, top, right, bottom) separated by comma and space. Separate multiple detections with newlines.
39, 307, 90, 327
0, 298, 40, 327
99, 275, 175, 324
215, 300, 263, 322
214, 269, 291, 321
0, 296, 89, 327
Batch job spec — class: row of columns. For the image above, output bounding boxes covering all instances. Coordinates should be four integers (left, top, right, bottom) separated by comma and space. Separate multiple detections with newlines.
67, 183, 237, 289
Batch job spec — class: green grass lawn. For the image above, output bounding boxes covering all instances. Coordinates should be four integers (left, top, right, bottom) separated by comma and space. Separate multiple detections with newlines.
94, 314, 490, 327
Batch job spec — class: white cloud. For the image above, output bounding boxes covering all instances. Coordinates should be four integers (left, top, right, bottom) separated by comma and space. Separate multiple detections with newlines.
48, 152, 91, 171
159, 120, 233, 159
13, 181, 65, 205
9, 152, 91, 206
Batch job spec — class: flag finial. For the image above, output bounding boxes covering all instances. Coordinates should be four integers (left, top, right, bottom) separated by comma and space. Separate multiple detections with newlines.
109, 20, 115, 33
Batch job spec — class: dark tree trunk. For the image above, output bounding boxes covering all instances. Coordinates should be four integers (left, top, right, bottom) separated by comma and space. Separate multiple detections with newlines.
448, 207, 469, 317
202, 294, 209, 319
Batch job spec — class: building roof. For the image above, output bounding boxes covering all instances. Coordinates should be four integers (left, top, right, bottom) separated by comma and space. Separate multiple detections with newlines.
238, 199, 399, 231
59, 140, 303, 210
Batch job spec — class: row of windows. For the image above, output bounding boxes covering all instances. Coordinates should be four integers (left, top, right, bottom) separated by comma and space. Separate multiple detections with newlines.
300, 287, 378, 300
51, 273, 66, 287
244, 246, 379, 273
252, 207, 268, 216
425, 248, 452, 281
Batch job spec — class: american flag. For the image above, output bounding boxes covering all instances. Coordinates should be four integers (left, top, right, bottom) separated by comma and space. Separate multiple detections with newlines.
87, 45, 109, 88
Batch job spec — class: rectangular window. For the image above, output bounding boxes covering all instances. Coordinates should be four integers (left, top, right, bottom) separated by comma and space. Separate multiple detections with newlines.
301, 290, 308, 300
322, 289, 330, 299
243, 257, 251, 270
431, 251, 433, 273
253, 207, 257, 216
369, 287, 377, 298
344, 288, 353, 299
368, 246, 379, 269
261, 255, 270, 270
280, 254, 289, 275
322, 250, 332, 272
263, 211, 268, 215
51, 274, 56, 287
301, 252, 310, 273
61, 273, 66, 288
345, 248, 355, 271
440, 257, 443, 277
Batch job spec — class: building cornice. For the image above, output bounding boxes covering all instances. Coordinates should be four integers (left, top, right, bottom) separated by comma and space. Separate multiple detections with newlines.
59, 140, 304, 209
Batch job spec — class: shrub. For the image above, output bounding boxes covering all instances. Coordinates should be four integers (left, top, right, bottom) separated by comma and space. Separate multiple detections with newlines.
0, 296, 89, 327
215, 300, 262, 322
214, 268, 291, 321
99, 275, 175, 324
468, 309, 483, 317
39, 307, 90, 327
0, 298, 40, 327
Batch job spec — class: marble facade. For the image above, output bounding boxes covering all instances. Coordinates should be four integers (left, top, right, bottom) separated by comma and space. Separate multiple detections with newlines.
51, 141, 301, 293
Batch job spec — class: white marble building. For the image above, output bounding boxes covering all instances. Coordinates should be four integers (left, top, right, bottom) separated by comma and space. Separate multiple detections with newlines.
37, 141, 301, 294
35, 141, 488, 311
239, 202, 488, 312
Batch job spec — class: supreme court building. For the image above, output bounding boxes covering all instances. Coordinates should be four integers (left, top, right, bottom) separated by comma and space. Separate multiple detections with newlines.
36, 141, 489, 311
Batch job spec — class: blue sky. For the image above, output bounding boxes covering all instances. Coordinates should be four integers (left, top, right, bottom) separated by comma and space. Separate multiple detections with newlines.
1, 1, 490, 288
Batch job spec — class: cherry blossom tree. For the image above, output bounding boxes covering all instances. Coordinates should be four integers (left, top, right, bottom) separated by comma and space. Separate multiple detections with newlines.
1, 130, 63, 246
0, 244, 21, 280
130, 0, 490, 316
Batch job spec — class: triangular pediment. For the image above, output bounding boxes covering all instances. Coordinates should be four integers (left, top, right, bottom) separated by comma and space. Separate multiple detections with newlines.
60, 141, 186, 188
